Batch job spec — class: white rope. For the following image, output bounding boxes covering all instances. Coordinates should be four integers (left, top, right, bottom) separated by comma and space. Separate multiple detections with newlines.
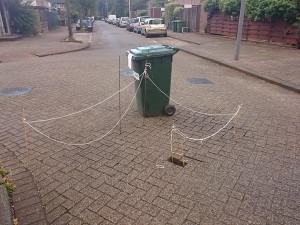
147, 76, 235, 116
171, 104, 242, 142
28, 80, 135, 123
24, 74, 145, 146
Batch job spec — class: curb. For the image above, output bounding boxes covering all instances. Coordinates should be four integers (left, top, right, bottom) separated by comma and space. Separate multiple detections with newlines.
169, 35, 300, 94
0, 184, 13, 225
33, 42, 91, 57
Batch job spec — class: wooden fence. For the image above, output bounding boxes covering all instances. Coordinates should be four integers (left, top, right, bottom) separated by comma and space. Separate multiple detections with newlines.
180, 5, 201, 32
208, 13, 299, 47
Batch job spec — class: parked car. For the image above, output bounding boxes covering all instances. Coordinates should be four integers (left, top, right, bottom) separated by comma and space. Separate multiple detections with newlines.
133, 16, 150, 34
113, 18, 120, 26
127, 18, 138, 31
119, 17, 129, 28
141, 18, 167, 37
76, 19, 93, 32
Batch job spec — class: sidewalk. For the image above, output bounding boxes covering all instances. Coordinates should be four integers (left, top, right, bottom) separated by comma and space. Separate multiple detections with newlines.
166, 31, 300, 93
0, 27, 90, 63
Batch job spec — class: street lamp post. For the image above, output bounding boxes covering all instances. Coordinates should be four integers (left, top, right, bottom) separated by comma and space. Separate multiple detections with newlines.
234, 0, 246, 60
105, 3, 108, 17
128, 0, 130, 18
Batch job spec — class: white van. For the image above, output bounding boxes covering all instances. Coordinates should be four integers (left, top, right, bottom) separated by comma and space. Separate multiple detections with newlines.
108, 15, 116, 24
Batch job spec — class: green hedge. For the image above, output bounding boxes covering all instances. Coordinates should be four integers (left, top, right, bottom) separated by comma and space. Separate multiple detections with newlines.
165, 3, 182, 25
204, 0, 300, 24
246, 0, 299, 24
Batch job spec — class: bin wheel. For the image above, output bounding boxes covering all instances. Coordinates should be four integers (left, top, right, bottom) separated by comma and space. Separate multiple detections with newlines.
164, 105, 176, 116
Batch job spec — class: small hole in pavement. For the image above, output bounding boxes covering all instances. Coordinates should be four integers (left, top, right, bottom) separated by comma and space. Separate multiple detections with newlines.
167, 157, 187, 167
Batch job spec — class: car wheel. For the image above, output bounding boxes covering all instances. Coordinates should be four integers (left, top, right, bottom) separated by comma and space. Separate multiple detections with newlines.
145, 32, 149, 38
163, 105, 176, 116
163, 33, 167, 37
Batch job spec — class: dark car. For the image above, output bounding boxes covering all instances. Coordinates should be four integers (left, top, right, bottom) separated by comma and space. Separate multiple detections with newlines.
76, 19, 93, 32
127, 18, 138, 32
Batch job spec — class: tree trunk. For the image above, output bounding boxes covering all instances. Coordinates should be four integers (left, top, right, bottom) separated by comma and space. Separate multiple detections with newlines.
65, 0, 76, 41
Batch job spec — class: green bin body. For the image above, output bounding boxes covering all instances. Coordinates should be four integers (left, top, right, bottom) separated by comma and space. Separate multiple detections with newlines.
169, 21, 174, 30
127, 45, 179, 117
172, 21, 177, 32
176, 21, 185, 33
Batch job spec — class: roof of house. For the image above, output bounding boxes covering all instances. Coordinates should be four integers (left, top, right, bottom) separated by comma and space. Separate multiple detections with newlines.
49, 0, 65, 4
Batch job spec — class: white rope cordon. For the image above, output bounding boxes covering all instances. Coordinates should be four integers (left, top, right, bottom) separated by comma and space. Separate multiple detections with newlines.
24, 74, 145, 146
147, 76, 235, 116
28, 80, 135, 123
171, 104, 243, 142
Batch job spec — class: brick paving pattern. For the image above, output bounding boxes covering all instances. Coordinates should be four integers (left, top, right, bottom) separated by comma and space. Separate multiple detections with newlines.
0, 22, 299, 225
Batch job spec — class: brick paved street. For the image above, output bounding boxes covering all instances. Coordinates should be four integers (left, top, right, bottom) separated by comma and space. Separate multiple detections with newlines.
0, 22, 300, 225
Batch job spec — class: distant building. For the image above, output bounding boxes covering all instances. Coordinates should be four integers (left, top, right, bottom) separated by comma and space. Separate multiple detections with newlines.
31, 0, 51, 8
48, 0, 67, 25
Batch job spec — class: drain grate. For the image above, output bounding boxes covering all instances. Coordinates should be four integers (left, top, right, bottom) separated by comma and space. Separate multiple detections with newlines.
186, 78, 213, 85
0, 87, 32, 96
120, 70, 134, 77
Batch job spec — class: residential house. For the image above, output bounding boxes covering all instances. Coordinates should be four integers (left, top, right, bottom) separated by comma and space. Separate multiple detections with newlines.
31, 0, 52, 32
0, 0, 11, 36
49, 0, 67, 25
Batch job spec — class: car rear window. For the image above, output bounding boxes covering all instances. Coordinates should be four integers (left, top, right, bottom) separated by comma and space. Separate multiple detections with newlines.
122, 17, 129, 21
149, 19, 164, 25
141, 17, 150, 22
131, 18, 138, 23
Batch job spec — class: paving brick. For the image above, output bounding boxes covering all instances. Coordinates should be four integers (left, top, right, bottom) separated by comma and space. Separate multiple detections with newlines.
99, 183, 120, 197
107, 191, 128, 209
47, 206, 67, 223
142, 185, 162, 203
98, 206, 123, 223
224, 197, 242, 216
134, 213, 153, 225
89, 193, 112, 213
168, 206, 191, 225
62, 188, 85, 203
135, 200, 161, 217
69, 197, 93, 216
117, 203, 142, 220
117, 217, 135, 225
21, 210, 47, 225
126, 188, 146, 206
153, 197, 179, 213
79, 209, 104, 224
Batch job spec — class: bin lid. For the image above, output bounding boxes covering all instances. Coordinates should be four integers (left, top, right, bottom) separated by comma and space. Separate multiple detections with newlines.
128, 45, 179, 61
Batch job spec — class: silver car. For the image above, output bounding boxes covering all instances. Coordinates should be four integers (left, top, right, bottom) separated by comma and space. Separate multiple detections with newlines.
119, 17, 129, 28
133, 16, 150, 34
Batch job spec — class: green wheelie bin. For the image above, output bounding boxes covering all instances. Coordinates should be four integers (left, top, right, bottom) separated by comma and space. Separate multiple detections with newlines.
172, 21, 177, 32
176, 20, 185, 33
169, 21, 174, 31
127, 45, 179, 117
